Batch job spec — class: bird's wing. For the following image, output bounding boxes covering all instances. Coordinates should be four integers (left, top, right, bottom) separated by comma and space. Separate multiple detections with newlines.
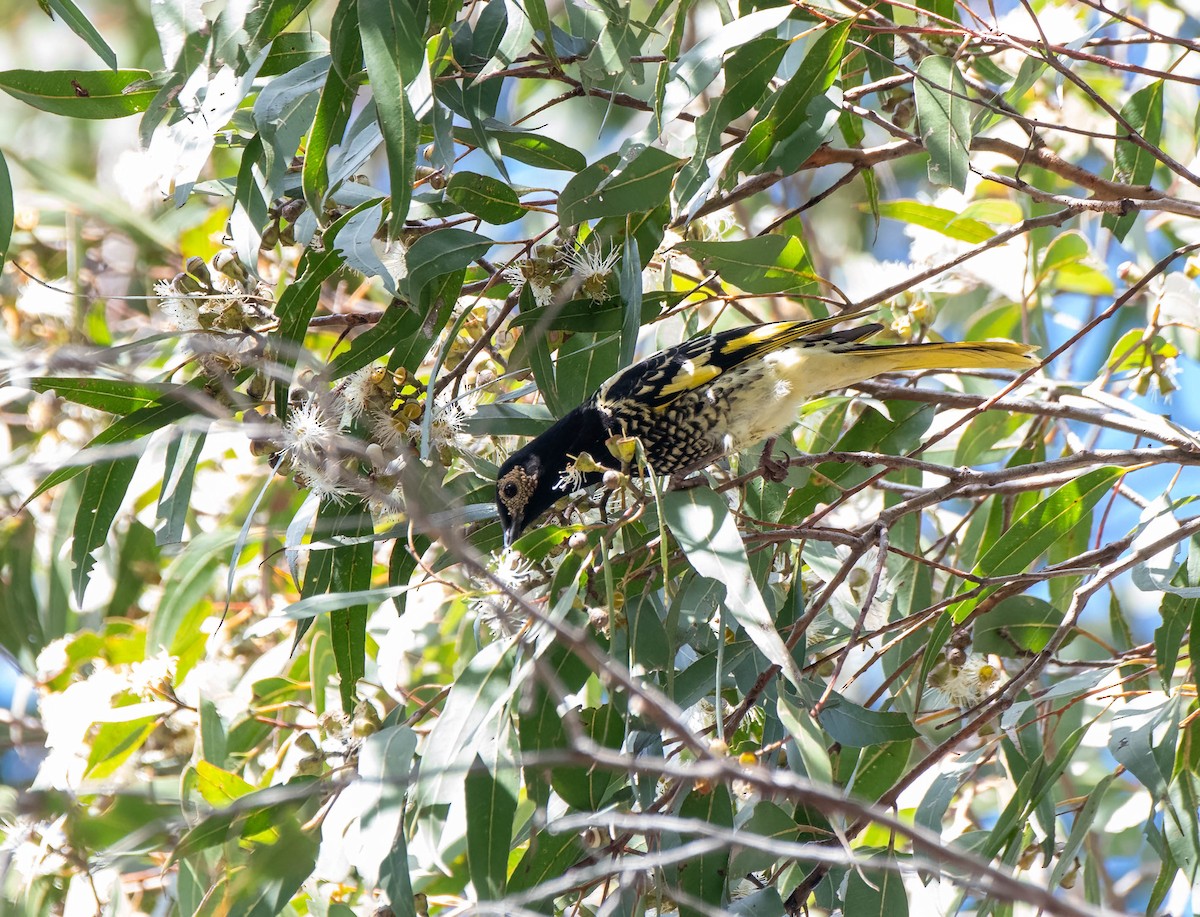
597, 308, 880, 411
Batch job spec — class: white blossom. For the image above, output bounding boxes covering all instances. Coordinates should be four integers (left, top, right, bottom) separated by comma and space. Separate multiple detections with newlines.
566, 242, 620, 300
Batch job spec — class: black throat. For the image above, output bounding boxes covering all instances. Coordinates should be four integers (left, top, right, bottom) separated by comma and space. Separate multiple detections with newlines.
527, 401, 615, 493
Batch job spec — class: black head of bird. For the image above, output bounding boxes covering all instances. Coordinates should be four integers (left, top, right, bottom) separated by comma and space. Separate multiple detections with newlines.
495, 403, 609, 546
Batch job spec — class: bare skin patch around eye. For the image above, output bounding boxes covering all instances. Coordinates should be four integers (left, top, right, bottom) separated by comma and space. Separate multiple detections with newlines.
498, 466, 537, 514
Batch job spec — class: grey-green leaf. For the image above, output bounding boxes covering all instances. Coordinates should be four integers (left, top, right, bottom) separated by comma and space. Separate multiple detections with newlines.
915, 55, 971, 192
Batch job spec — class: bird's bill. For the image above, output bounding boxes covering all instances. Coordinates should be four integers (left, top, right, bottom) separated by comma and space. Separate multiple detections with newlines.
502, 516, 522, 548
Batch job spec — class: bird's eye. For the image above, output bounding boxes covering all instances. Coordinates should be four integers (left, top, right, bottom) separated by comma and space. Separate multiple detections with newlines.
502, 482, 519, 499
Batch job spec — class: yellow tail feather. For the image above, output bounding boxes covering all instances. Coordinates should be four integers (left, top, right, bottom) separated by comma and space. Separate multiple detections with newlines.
845, 340, 1039, 375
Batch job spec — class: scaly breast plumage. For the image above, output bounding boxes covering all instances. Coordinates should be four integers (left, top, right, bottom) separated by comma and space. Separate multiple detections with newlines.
598, 388, 732, 475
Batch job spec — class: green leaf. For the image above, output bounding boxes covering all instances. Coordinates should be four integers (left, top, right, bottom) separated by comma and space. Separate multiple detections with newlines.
675, 235, 816, 294
355, 726, 419, 908
844, 853, 910, 915
446, 170, 525, 224
243, 0, 320, 57
973, 467, 1123, 581
1165, 772, 1200, 881
465, 728, 519, 899
149, 529, 237, 656
657, 5, 792, 127
1054, 261, 1115, 296
550, 702, 626, 809
84, 714, 161, 780
401, 227, 492, 303
663, 488, 803, 689
975, 595, 1061, 655
509, 290, 673, 333
71, 449, 144, 604
875, 200, 995, 244
976, 53, 1045, 134
1039, 230, 1089, 276
801, 685, 919, 748
1105, 80, 1163, 241
726, 19, 850, 177
194, 759, 255, 807
474, 128, 586, 171
199, 698, 228, 766
778, 690, 833, 783
517, 643, 591, 810
461, 402, 556, 437
329, 300, 410, 379
0, 150, 11, 274
272, 242, 345, 414
558, 147, 682, 226
952, 410, 1023, 467
43, 0, 117, 69
0, 515, 44, 655
28, 377, 181, 414
233, 816, 320, 917
414, 642, 514, 858
302, 1, 361, 215
232, 133, 269, 267
0, 69, 155, 119
674, 35, 789, 216
399, 271, 466, 375
258, 30, 329, 77
555, 333, 620, 410
1155, 539, 1200, 688
780, 402, 935, 525
917, 0, 956, 22
360, 0, 422, 236
915, 745, 988, 833
915, 55, 971, 192
676, 784, 733, 917
155, 427, 208, 546
957, 199, 1023, 225
847, 740, 911, 802
1109, 692, 1178, 797
334, 199, 395, 292
297, 497, 374, 706
730, 801, 803, 875
508, 832, 583, 897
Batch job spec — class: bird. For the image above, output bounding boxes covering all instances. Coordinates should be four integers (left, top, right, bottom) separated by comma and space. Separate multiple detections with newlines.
495, 307, 1037, 545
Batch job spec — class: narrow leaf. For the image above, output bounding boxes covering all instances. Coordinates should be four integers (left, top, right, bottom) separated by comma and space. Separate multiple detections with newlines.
360, 0, 422, 236
663, 488, 804, 690
71, 449, 144, 604
675, 236, 815, 294
0, 69, 156, 119
558, 147, 682, 226
0, 150, 11, 273
446, 171, 525, 224
302, 4, 361, 215
915, 55, 971, 191
465, 730, 519, 899
1104, 79, 1163, 241
43, 0, 118, 69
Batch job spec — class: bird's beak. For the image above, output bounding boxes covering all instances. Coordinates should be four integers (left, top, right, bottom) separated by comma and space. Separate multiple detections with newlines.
502, 516, 522, 549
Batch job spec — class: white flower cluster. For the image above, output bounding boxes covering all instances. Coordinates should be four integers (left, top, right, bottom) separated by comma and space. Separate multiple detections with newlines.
154, 250, 277, 372
155, 250, 275, 334
502, 239, 621, 307
929, 654, 1005, 709
471, 548, 537, 637
266, 367, 482, 515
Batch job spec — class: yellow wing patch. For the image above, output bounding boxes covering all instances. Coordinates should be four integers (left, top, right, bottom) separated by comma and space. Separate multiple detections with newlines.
719, 307, 878, 361
654, 359, 723, 399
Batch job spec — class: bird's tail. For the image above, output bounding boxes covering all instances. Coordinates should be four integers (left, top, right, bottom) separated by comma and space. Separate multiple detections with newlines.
840, 339, 1038, 376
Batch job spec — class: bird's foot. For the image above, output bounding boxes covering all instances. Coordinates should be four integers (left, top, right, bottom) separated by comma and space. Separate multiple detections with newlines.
666, 473, 708, 491
759, 438, 790, 483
